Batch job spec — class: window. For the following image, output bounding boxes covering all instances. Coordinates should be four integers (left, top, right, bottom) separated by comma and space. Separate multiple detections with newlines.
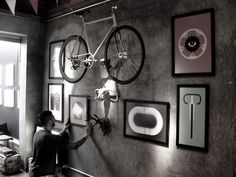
5, 64, 15, 86
3, 89, 14, 107
0, 39, 20, 108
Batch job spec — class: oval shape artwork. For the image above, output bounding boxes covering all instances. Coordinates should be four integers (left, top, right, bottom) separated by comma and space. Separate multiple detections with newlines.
128, 106, 163, 136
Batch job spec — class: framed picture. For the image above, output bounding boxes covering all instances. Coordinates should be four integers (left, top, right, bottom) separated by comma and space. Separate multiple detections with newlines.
172, 9, 215, 76
176, 84, 209, 151
49, 40, 64, 79
69, 95, 88, 126
48, 83, 64, 122
124, 99, 170, 146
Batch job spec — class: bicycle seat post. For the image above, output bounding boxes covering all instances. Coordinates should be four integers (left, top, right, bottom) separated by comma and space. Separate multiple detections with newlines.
111, 6, 117, 27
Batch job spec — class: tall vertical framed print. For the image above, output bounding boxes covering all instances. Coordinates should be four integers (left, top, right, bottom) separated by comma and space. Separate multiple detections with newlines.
49, 40, 64, 79
176, 84, 209, 151
124, 99, 170, 146
172, 9, 215, 76
48, 83, 64, 122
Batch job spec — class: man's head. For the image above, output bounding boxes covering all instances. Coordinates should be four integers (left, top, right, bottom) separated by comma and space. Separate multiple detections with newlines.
38, 111, 55, 130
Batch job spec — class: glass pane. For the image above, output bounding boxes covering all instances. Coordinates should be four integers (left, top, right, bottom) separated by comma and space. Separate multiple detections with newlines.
0, 89, 2, 105
0, 41, 19, 63
0, 65, 2, 86
5, 64, 14, 86
17, 90, 20, 109
3, 89, 14, 107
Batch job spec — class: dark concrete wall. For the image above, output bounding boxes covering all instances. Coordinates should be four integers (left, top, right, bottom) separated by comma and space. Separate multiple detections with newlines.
0, 14, 45, 164
43, 0, 236, 177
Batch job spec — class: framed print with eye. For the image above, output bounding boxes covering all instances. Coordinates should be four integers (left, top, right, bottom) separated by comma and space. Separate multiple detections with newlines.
49, 40, 64, 79
176, 84, 209, 151
48, 83, 64, 122
69, 95, 89, 126
124, 99, 170, 146
172, 9, 215, 76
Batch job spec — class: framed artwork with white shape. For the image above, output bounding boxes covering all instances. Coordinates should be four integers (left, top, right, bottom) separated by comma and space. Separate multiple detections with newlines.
172, 9, 215, 76
124, 99, 170, 146
48, 83, 64, 122
49, 40, 64, 79
176, 84, 209, 151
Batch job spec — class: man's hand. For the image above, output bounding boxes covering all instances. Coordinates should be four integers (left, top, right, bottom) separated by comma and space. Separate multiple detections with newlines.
64, 118, 71, 129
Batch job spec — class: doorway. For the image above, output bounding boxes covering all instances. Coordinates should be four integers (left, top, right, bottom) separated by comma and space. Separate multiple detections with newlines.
0, 32, 27, 149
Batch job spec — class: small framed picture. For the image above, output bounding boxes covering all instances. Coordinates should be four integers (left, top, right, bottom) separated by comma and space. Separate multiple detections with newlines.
49, 40, 64, 79
69, 95, 88, 126
172, 9, 215, 76
124, 99, 170, 146
48, 83, 64, 122
176, 84, 209, 151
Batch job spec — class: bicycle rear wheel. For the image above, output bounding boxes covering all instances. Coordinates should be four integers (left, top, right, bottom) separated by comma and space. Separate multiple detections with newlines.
59, 35, 88, 83
104, 25, 145, 84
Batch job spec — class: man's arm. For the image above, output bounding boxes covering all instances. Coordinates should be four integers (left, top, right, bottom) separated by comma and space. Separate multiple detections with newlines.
67, 122, 92, 150
67, 134, 89, 149
59, 118, 71, 135
59, 125, 69, 135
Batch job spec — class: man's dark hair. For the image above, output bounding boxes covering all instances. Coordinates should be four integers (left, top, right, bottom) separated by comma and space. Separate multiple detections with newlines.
38, 111, 53, 126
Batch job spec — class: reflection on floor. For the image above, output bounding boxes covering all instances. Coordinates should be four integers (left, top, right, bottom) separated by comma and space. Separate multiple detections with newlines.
0, 170, 28, 177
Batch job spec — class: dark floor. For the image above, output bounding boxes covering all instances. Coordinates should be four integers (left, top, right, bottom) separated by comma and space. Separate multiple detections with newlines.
0, 170, 28, 177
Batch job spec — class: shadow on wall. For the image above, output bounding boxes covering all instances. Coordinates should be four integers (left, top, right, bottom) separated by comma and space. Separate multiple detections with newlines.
91, 137, 119, 177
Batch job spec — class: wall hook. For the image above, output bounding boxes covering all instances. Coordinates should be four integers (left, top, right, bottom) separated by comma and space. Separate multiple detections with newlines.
89, 114, 111, 136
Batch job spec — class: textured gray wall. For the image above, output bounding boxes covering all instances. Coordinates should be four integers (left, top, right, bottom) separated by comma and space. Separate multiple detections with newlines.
43, 0, 236, 177
0, 14, 45, 164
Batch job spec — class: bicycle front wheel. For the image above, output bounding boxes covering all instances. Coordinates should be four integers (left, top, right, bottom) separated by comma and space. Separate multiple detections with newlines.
59, 35, 88, 83
104, 25, 145, 84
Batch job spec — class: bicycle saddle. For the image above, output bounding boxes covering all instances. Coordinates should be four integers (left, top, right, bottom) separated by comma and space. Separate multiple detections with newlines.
75, 9, 90, 16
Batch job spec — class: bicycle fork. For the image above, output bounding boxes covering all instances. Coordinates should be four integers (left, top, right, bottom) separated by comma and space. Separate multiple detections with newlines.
114, 31, 127, 59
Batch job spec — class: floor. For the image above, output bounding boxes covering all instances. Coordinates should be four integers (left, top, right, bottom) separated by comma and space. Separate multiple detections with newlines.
0, 170, 28, 177
0, 171, 67, 177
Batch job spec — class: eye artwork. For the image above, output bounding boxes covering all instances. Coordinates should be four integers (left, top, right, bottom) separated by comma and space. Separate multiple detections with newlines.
178, 28, 207, 60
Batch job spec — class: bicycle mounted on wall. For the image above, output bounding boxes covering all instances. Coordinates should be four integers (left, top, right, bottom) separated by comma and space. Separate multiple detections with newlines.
59, 6, 145, 84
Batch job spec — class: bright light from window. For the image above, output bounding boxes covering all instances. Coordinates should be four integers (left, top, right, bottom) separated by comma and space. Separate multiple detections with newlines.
17, 90, 20, 109
5, 64, 14, 86
0, 41, 19, 62
0, 89, 2, 105
3, 89, 14, 107
0, 65, 2, 86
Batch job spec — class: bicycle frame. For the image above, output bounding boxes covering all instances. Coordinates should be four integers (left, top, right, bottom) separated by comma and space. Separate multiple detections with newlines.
60, 6, 145, 84
79, 7, 118, 66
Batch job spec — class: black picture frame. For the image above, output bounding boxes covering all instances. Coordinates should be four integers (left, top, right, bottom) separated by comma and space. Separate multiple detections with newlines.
176, 84, 209, 151
124, 99, 170, 146
69, 95, 89, 126
48, 83, 64, 122
172, 9, 215, 76
49, 40, 64, 79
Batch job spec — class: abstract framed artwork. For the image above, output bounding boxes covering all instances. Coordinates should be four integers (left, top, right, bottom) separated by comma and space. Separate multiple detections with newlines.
48, 83, 64, 122
124, 99, 170, 146
69, 95, 88, 126
49, 40, 64, 79
176, 84, 209, 151
172, 9, 215, 76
